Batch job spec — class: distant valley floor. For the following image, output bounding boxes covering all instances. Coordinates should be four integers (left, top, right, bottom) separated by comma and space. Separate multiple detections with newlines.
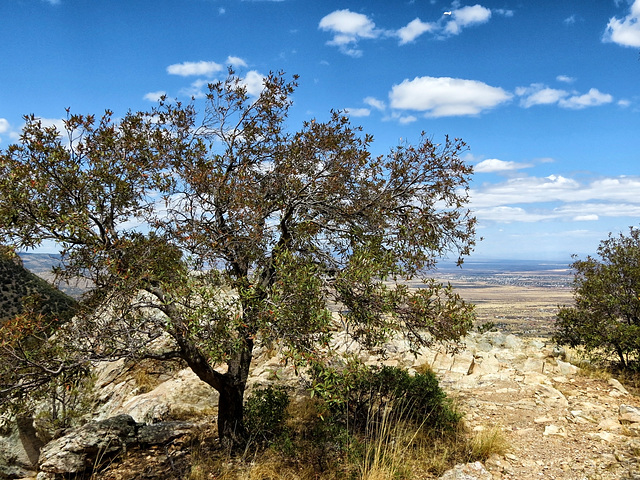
433, 261, 574, 338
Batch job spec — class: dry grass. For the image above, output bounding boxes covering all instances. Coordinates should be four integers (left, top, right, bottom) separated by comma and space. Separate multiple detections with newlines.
184, 394, 485, 480
468, 426, 509, 461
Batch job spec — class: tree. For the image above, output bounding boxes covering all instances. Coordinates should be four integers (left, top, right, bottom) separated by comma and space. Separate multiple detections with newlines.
0, 71, 477, 446
555, 227, 640, 368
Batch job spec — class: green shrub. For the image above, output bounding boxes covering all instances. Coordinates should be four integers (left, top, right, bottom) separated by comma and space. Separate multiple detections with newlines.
555, 227, 640, 369
310, 361, 460, 434
244, 385, 290, 446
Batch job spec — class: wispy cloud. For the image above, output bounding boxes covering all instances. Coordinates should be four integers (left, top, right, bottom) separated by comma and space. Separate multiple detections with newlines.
319, 5, 506, 56
516, 84, 568, 108
475, 159, 532, 173
516, 83, 613, 109
603, 0, 640, 47
470, 175, 640, 223
0, 119, 9, 134
364, 96, 385, 111
558, 88, 613, 109
227, 56, 248, 68
556, 75, 575, 84
389, 76, 512, 117
344, 107, 370, 117
397, 18, 435, 45
167, 61, 223, 77
143, 91, 166, 102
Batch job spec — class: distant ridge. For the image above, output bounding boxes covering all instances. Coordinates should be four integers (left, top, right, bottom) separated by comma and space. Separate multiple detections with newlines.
0, 250, 77, 324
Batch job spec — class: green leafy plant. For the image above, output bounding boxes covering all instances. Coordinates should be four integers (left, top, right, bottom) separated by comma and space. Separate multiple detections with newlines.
310, 362, 461, 434
555, 227, 640, 369
244, 385, 291, 446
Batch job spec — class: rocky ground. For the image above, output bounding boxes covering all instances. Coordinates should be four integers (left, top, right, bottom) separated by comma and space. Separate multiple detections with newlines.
430, 332, 640, 480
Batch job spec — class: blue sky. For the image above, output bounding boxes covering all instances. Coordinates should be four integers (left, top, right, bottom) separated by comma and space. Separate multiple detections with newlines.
1, 0, 639, 262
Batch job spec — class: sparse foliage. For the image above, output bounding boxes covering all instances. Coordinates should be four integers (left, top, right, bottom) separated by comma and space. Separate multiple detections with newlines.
0, 71, 476, 446
555, 227, 640, 368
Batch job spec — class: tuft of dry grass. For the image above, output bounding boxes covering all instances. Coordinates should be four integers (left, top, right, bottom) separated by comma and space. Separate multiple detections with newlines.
468, 426, 508, 461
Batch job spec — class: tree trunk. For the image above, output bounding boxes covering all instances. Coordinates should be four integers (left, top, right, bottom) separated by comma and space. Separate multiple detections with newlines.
614, 343, 627, 368
217, 333, 254, 447
217, 378, 247, 448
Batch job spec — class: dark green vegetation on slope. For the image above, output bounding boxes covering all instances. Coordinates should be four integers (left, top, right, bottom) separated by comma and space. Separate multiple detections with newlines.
0, 248, 76, 324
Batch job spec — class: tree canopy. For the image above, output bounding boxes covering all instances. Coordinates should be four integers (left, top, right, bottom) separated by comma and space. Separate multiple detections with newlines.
0, 71, 477, 445
555, 227, 640, 368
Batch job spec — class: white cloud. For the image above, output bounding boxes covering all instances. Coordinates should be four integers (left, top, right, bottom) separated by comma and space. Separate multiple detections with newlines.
397, 18, 434, 44
618, 99, 632, 107
241, 70, 266, 96
364, 96, 385, 111
445, 4, 492, 35
397, 115, 418, 124
319, 9, 380, 56
167, 61, 223, 77
558, 88, 613, 109
144, 91, 166, 102
344, 107, 370, 117
516, 84, 568, 108
516, 84, 613, 109
227, 56, 248, 68
319, 5, 502, 54
494, 9, 514, 17
179, 79, 210, 99
603, 0, 640, 47
42, 0, 60, 4
0, 119, 9, 134
389, 76, 512, 117
469, 175, 640, 225
475, 159, 531, 173
556, 75, 575, 83
384, 112, 418, 124
473, 206, 548, 223
564, 14, 577, 25
573, 214, 599, 221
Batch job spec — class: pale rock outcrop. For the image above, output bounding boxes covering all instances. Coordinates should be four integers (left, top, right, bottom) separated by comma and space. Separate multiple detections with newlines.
36, 414, 192, 478
0, 416, 42, 479
438, 461, 492, 480
92, 362, 219, 423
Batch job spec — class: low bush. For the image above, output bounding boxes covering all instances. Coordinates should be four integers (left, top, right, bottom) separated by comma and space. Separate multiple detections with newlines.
310, 361, 461, 434
244, 385, 291, 446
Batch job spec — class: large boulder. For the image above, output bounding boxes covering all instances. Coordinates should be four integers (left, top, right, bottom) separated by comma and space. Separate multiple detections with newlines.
37, 414, 193, 478
38, 415, 137, 475
0, 416, 42, 479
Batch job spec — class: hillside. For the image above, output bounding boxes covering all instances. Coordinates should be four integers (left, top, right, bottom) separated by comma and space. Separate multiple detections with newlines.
0, 250, 77, 323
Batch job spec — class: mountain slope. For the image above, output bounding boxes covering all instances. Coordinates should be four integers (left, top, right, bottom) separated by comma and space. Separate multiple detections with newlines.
0, 250, 77, 323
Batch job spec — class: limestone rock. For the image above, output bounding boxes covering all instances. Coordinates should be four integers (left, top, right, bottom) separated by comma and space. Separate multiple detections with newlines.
438, 461, 492, 480
96, 367, 219, 423
137, 421, 193, 445
608, 378, 629, 395
598, 417, 622, 432
37, 415, 194, 477
619, 405, 640, 424
0, 416, 42, 479
38, 415, 137, 474
555, 359, 579, 376
543, 424, 566, 437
